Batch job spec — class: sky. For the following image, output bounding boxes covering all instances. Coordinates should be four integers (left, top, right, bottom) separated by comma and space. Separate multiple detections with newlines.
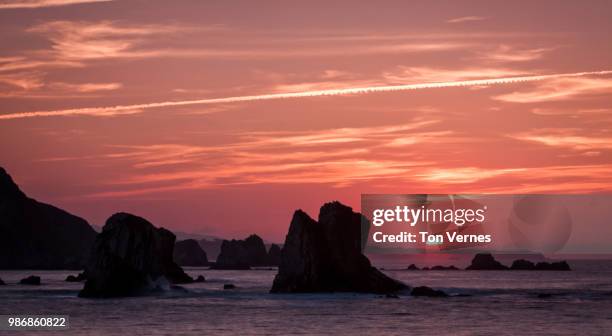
1, 0, 611, 242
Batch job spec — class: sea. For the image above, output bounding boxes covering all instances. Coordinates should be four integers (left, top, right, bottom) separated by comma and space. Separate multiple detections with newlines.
1, 259, 612, 335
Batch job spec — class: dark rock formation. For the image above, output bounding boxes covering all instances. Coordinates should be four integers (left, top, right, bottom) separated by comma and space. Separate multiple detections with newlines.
65, 272, 86, 282
212, 234, 268, 269
510, 259, 536, 270
173, 239, 209, 266
535, 261, 571, 271
79, 213, 193, 298
271, 201, 407, 294
223, 284, 236, 289
466, 253, 508, 270
266, 244, 282, 266
194, 275, 205, 283
410, 286, 448, 297
0, 278, 5, 285
20, 275, 41, 285
0, 167, 97, 269
510, 259, 570, 270
406, 264, 420, 270
430, 265, 459, 271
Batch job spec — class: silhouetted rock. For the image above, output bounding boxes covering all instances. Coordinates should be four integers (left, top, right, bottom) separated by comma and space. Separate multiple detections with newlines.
537, 293, 553, 299
406, 264, 420, 270
20, 275, 41, 285
212, 234, 268, 269
411, 286, 448, 297
422, 267, 430, 271
510, 259, 536, 270
65, 272, 87, 282
266, 244, 282, 266
466, 253, 508, 270
173, 239, 209, 266
271, 201, 407, 294
194, 275, 205, 283
0, 278, 5, 285
223, 284, 236, 289
535, 261, 571, 271
79, 213, 193, 298
0, 167, 97, 270
430, 265, 459, 271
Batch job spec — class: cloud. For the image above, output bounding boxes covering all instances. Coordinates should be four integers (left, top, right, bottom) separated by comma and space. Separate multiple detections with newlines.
0, 0, 112, 9
512, 130, 612, 151
446, 16, 486, 24
494, 76, 612, 103
2, 69, 611, 120
382, 66, 527, 83
480, 44, 552, 62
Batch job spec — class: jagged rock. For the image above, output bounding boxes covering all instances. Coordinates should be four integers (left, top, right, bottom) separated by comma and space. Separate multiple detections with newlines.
267, 244, 282, 266
212, 234, 268, 269
173, 239, 209, 266
271, 201, 407, 294
0, 277, 5, 285
410, 286, 448, 297
406, 264, 420, 270
223, 284, 236, 289
194, 275, 206, 283
535, 261, 570, 271
20, 275, 41, 285
65, 272, 86, 282
79, 213, 193, 298
0, 167, 97, 269
466, 253, 508, 270
510, 259, 536, 270
430, 265, 459, 271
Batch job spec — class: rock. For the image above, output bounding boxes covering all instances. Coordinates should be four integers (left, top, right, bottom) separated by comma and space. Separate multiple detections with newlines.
385, 293, 400, 299
535, 261, 571, 271
20, 275, 41, 285
79, 213, 193, 298
430, 265, 459, 271
0, 278, 5, 285
537, 293, 553, 299
223, 284, 236, 289
422, 267, 430, 271
65, 272, 87, 282
194, 275, 206, 282
266, 244, 282, 266
0, 167, 97, 270
466, 253, 508, 270
173, 239, 209, 266
271, 201, 407, 294
510, 259, 536, 270
212, 234, 268, 269
406, 264, 420, 270
410, 286, 448, 297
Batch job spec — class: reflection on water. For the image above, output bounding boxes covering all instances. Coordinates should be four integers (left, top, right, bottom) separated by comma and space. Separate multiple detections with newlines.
1, 262, 612, 336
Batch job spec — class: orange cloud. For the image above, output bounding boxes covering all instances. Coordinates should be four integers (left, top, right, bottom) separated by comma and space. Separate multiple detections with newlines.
494, 76, 612, 103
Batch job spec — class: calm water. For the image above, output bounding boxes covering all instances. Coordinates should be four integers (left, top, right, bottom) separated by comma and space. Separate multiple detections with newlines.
1, 261, 612, 335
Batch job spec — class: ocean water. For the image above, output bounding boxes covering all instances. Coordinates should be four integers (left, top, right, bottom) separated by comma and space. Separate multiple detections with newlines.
1, 261, 612, 336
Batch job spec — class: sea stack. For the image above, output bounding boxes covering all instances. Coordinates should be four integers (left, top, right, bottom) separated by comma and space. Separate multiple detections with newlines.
0, 167, 97, 269
466, 253, 509, 270
79, 213, 193, 298
174, 239, 209, 266
212, 234, 269, 269
271, 201, 407, 294
266, 244, 282, 266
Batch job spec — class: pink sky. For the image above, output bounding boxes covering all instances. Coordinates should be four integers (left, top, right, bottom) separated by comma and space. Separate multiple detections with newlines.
1, 1, 611, 242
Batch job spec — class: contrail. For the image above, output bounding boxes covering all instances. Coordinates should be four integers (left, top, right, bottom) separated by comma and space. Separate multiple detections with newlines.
1, 70, 611, 120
